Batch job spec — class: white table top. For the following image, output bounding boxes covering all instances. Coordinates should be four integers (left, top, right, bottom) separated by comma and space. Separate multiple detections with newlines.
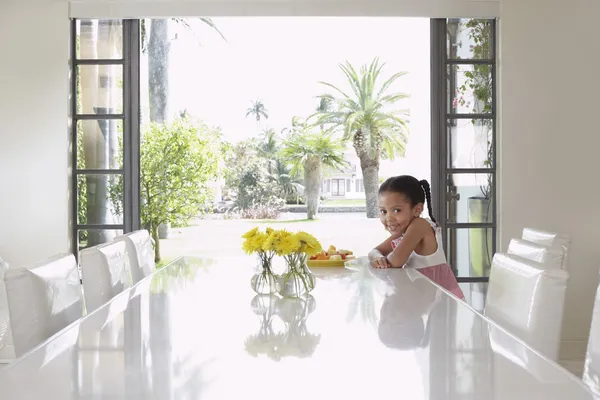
0, 256, 595, 399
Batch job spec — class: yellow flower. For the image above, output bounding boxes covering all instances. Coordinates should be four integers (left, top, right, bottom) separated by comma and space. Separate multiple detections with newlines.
242, 227, 259, 239
263, 229, 301, 256
242, 228, 269, 254
295, 231, 323, 256
266, 227, 274, 235
277, 232, 301, 255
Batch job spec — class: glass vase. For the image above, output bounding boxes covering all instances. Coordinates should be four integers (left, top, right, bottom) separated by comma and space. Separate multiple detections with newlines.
278, 253, 316, 297
250, 253, 279, 295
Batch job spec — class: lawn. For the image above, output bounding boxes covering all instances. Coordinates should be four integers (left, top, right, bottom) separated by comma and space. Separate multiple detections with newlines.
159, 212, 387, 263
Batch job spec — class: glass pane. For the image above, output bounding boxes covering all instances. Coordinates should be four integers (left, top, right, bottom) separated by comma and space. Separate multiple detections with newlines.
447, 119, 492, 168
78, 229, 124, 252
77, 174, 124, 225
76, 120, 123, 170
76, 20, 123, 59
446, 173, 493, 224
446, 19, 493, 60
446, 228, 493, 278
77, 65, 123, 115
447, 65, 492, 114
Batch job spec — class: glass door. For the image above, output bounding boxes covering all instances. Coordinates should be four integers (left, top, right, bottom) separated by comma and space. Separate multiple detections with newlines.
431, 18, 497, 283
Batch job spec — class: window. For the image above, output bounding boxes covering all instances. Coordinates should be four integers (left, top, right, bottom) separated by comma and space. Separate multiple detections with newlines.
355, 179, 364, 193
331, 179, 345, 196
346, 179, 351, 192
71, 19, 140, 254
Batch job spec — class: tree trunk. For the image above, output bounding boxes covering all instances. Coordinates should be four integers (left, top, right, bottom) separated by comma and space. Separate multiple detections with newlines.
152, 224, 161, 263
360, 156, 380, 218
149, 19, 170, 123
304, 157, 322, 220
146, 19, 170, 262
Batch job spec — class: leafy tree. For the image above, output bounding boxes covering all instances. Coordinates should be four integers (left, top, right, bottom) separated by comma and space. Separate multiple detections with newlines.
142, 119, 220, 261
236, 161, 286, 212
256, 128, 279, 174
314, 57, 410, 218
222, 139, 286, 215
111, 118, 221, 261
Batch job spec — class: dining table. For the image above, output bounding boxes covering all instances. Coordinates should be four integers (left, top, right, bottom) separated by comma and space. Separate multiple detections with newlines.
0, 256, 596, 399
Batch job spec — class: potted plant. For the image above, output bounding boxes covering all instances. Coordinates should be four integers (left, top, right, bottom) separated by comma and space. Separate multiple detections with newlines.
468, 138, 493, 280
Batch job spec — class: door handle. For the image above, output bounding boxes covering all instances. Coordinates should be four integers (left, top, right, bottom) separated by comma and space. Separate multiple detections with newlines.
446, 191, 461, 202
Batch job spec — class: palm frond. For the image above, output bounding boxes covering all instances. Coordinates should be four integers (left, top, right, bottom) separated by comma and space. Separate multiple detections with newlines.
376, 71, 408, 99
172, 18, 227, 49
317, 81, 351, 100
198, 17, 227, 41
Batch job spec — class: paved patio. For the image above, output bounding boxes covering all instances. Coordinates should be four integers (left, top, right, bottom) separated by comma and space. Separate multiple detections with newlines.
160, 212, 388, 263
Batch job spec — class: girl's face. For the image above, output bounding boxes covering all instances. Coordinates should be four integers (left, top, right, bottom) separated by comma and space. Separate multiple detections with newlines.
378, 191, 423, 238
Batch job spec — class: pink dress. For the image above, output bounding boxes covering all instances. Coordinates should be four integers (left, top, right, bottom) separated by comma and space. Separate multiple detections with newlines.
391, 219, 465, 300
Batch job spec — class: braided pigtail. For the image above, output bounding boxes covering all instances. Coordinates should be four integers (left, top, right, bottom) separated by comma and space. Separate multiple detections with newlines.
419, 179, 437, 224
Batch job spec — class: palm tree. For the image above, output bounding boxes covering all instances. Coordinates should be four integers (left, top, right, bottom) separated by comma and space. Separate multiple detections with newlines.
246, 99, 269, 133
316, 97, 331, 130
280, 119, 347, 220
256, 128, 279, 174
314, 57, 410, 218
273, 159, 302, 203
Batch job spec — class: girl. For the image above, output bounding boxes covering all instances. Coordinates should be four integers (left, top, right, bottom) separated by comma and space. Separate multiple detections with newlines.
368, 175, 464, 299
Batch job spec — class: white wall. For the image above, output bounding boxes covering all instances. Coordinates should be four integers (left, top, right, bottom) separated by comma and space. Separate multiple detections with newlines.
500, 0, 600, 359
0, 1, 71, 266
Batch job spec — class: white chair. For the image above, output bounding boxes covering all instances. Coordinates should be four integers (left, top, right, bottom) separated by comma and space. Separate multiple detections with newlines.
114, 230, 155, 283
0, 256, 14, 362
583, 269, 600, 393
3, 254, 84, 357
507, 238, 564, 270
485, 253, 569, 361
522, 227, 571, 270
79, 241, 132, 313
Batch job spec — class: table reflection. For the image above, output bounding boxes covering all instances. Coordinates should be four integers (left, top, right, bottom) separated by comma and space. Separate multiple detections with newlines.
377, 272, 442, 350
245, 294, 320, 361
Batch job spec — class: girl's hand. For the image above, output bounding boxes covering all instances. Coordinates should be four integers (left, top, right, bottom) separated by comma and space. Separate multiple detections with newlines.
371, 257, 391, 269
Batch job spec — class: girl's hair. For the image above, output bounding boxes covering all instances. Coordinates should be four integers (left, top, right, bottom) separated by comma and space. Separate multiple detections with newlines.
378, 175, 437, 223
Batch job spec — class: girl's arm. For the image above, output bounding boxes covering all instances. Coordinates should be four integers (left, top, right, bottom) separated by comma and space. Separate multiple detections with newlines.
386, 218, 430, 268
368, 236, 394, 267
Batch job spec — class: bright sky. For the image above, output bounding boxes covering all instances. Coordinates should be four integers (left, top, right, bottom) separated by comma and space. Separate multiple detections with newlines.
144, 17, 431, 179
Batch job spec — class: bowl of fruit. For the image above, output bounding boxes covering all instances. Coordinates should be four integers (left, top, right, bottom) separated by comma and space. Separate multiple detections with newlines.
307, 245, 356, 267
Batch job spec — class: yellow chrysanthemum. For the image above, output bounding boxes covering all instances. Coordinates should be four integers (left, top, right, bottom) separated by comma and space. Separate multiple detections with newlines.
242, 227, 259, 239
276, 231, 301, 255
262, 231, 278, 253
295, 231, 323, 256
265, 227, 274, 235
242, 230, 269, 254
263, 229, 301, 256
